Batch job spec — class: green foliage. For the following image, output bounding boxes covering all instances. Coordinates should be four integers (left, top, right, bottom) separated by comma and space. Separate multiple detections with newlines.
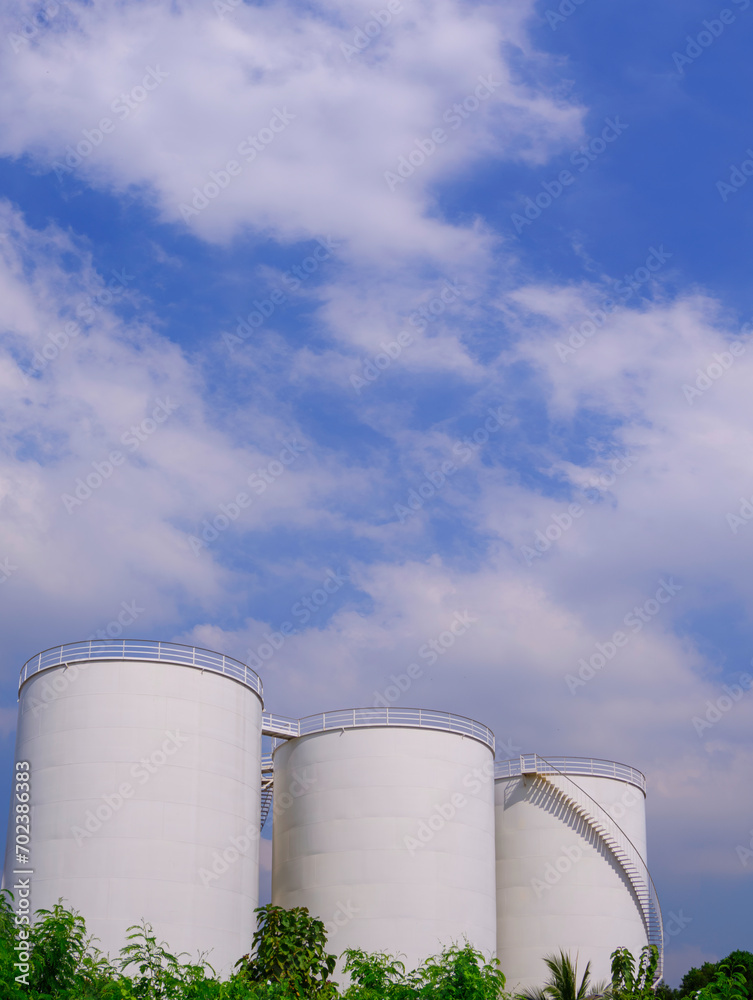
721, 954, 753, 1000
681, 964, 719, 998
0, 895, 276, 1000
610, 946, 659, 1000
0, 892, 123, 1000
696, 963, 748, 1000
119, 919, 228, 999
342, 942, 506, 999
341, 949, 419, 998
0, 889, 26, 1000
19, 892, 753, 1000
236, 904, 338, 998
416, 943, 507, 999
655, 984, 680, 1000
27, 900, 98, 995
679, 953, 753, 1000
517, 951, 604, 1000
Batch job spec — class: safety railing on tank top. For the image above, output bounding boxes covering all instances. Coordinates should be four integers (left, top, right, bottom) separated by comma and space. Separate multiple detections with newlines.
262, 707, 495, 750
494, 753, 646, 793
18, 639, 264, 697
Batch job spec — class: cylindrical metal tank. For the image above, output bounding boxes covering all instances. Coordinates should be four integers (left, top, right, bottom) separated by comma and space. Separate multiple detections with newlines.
271, 708, 497, 973
2, 640, 263, 975
494, 754, 662, 992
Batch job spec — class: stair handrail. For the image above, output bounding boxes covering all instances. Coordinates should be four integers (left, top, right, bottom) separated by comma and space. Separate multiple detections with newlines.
523, 754, 663, 979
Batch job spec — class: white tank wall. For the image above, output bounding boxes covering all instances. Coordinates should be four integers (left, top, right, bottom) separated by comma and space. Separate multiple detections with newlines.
495, 771, 649, 992
3, 657, 262, 975
272, 725, 497, 973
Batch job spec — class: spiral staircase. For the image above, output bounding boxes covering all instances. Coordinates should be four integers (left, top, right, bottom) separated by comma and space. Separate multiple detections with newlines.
517, 753, 663, 980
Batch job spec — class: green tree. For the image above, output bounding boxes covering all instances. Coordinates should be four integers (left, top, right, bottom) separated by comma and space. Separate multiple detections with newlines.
236, 904, 338, 998
696, 963, 748, 1000
713, 955, 753, 1000
680, 964, 718, 998
679, 953, 753, 1000
655, 984, 680, 1000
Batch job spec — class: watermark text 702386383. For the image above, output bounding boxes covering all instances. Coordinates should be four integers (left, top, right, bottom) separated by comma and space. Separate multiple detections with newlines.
13, 761, 31, 868
11, 760, 32, 985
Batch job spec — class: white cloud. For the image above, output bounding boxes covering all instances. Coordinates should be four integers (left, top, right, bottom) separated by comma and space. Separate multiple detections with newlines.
2, 0, 752, 948
0, 0, 584, 261
0, 201, 371, 646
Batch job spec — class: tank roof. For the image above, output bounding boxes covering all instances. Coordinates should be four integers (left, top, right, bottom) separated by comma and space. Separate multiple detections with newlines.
19, 639, 263, 699
495, 753, 646, 792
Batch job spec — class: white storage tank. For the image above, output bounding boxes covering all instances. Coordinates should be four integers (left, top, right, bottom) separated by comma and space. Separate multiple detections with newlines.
494, 754, 662, 992
2, 640, 263, 975
271, 708, 497, 973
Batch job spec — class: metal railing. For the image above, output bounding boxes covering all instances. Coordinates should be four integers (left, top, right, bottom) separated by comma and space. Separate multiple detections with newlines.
262, 713, 300, 738
263, 707, 495, 750
513, 755, 663, 979
260, 756, 274, 830
495, 753, 646, 793
18, 640, 263, 698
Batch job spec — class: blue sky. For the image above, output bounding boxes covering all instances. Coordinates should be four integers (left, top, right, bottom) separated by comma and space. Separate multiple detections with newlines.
1, 0, 752, 984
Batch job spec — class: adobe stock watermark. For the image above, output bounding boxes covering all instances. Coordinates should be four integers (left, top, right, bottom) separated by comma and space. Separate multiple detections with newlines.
223, 237, 340, 354
0, 557, 18, 588
28, 662, 91, 718
384, 76, 502, 192
188, 439, 307, 555
682, 342, 746, 404
736, 827, 753, 869
394, 407, 510, 522
213, 0, 245, 15
245, 568, 348, 671
404, 759, 495, 856
544, 0, 590, 31
71, 730, 189, 846
178, 108, 296, 222
26, 602, 144, 719
86, 600, 145, 641
671, 1, 750, 76
555, 246, 672, 362
61, 398, 180, 513
19, 268, 134, 384
725, 495, 753, 534
521, 503, 584, 566
325, 900, 360, 940
531, 844, 583, 898
350, 279, 465, 392
511, 116, 629, 234
565, 578, 683, 694
521, 448, 638, 565
7, 0, 72, 55
665, 910, 693, 941
717, 146, 753, 201
580, 446, 639, 504
691, 672, 752, 737
607, 781, 645, 823
340, 1, 403, 60
52, 68, 169, 181
372, 610, 478, 708
198, 768, 316, 886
